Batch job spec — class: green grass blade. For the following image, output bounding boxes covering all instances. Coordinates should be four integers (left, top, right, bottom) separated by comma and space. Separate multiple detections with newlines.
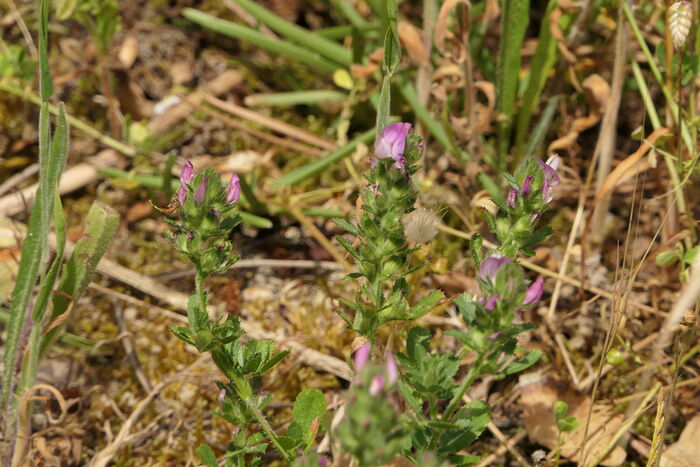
38, 0, 52, 100
231, 0, 352, 66
0, 195, 43, 411
182, 9, 340, 74
272, 127, 377, 188
38, 102, 51, 265
245, 90, 347, 107
40, 202, 119, 357
495, 0, 530, 169
0, 307, 93, 349
329, 0, 371, 29
513, 0, 565, 163
17, 192, 67, 398
524, 95, 559, 157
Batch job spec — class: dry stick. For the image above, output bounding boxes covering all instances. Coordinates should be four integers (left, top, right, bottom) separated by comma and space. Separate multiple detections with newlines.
202, 94, 338, 151
0, 150, 121, 216
475, 431, 528, 467
462, 395, 532, 467
589, 9, 627, 245
147, 69, 244, 135
177, 94, 326, 156
285, 202, 351, 269
87, 357, 210, 467
0, 163, 39, 197
113, 302, 154, 393
3, 0, 37, 57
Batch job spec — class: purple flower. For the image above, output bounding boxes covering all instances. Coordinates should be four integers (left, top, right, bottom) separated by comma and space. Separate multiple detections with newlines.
369, 375, 385, 396
176, 161, 194, 204
479, 255, 511, 281
521, 175, 532, 197
536, 155, 560, 203
354, 343, 371, 372
523, 277, 544, 305
194, 176, 209, 205
386, 353, 398, 385
508, 188, 517, 208
392, 155, 407, 171
375, 122, 411, 165
484, 295, 500, 310
226, 173, 241, 205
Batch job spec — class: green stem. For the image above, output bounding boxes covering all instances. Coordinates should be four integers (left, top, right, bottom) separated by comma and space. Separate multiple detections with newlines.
442, 353, 483, 421
244, 397, 292, 462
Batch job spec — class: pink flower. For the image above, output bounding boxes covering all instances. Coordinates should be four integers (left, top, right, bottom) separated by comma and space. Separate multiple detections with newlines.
508, 188, 517, 208
479, 255, 511, 281
354, 343, 371, 372
194, 176, 208, 205
521, 175, 532, 196
176, 161, 194, 204
523, 277, 544, 305
226, 173, 241, 205
484, 295, 501, 310
385, 353, 398, 385
375, 122, 411, 165
536, 155, 560, 203
369, 375, 385, 396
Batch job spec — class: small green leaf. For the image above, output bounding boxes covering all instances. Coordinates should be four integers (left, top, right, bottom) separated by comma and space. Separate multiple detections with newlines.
503, 349, 542, 376
333, 218, 360, 236
554, 400, 568, 420
198, 444, 218, 467
438, 401, 490, 455
404, 290, 443, 321
292, 389, 326, 430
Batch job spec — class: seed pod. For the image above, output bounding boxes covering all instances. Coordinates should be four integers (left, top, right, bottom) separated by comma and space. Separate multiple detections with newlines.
669, 1, 693, 49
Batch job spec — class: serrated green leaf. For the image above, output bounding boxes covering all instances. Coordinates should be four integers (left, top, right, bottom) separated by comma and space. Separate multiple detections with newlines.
198, 444, 218, 467
333, 217, 360, 236
438, 402, 490, 455
404, 290, 443, 321
503, 349, 542, 376
292, 389, 326, 429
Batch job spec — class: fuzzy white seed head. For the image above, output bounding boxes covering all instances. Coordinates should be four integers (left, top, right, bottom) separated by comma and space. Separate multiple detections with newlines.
669, 1, 693, 49
403, 208, 439, 244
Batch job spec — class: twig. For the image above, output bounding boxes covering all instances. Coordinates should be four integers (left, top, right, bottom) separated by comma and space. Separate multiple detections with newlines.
202, 94, 338, 151
113, 302, 153, 393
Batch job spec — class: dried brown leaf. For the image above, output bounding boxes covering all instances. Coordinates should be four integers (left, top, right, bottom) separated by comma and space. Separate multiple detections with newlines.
520, 373, 627, 466
398, 22, 428, 66
661, 415, 700, 467
593, 127, 671, 205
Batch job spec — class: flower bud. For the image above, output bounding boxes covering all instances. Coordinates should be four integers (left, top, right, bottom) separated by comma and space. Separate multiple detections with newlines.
385, 353, 398, 385
176, 161, 194, 204
354, 343, 371, 372
226, 173, 241, 205
536, 155, 560, 203
523, 277, 544, 305
195, 176, 209, 205
508, 188, 517, 208
521, 175, 532, 196
369, 375, 385, 396
669, 1, 693, 49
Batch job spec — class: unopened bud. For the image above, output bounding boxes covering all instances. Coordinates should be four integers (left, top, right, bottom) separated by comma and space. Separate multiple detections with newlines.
669, 1, 693, 49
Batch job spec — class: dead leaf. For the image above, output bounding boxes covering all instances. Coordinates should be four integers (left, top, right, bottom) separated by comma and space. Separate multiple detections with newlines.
548, 74, 610, 153
520, 373, 627, 466
661, 415, 700, 467
398, 22, 428, 66
593, 127, 671, 205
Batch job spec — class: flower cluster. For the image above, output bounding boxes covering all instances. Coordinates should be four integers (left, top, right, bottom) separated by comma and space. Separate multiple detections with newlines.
488, 154, 561, 258
166, 162, 242, 278
334, 122, 442, 339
